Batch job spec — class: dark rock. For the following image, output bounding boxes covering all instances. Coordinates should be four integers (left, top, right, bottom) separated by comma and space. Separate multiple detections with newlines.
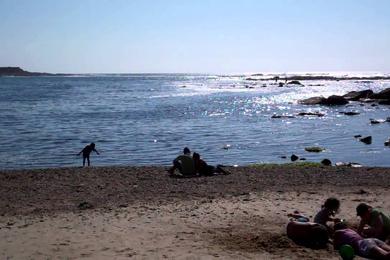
271, 114, 295, 119
359, 136, 372, 145
287, 80, 304, 86
278, 82, 284, 87
343, 90, 373, 101
385, 139, 390, 146
299, 158, 306, 161
297, 112, 325, 117
354, 135, 362, 138
372, 88, 390, 99
378, 100, 390, 105
291, 154, 299, 162
305, 147, 325, 153
340, 111, 360, 116
321, 159, 332, 166
78, 201, 94, 210
280, 156, 287, 159
299, 97, 326, 105
299, 95, 348, 106
371, 103, 378, 107
322, 95, 349, 105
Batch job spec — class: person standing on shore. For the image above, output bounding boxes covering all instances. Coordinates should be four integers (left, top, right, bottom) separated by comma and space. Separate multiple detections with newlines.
78, 143, 100, 167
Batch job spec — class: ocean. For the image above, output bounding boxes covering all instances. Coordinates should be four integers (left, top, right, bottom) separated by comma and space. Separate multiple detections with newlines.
1, 73, 390, 169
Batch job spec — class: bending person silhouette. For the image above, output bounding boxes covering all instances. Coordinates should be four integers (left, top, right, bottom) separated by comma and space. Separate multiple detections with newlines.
78, 142, 99, 166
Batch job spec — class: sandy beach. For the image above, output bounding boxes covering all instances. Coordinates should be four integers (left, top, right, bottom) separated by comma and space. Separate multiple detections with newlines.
1, 165, 389, 259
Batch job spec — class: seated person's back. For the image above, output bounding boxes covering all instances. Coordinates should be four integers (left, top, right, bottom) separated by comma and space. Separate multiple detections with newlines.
175, 154, 195, 176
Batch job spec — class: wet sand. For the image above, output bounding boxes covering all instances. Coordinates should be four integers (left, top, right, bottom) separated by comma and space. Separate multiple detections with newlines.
1, 165, 389, 259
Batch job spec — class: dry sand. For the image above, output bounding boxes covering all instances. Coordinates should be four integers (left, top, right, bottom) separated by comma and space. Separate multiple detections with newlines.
1, 165, 389, 259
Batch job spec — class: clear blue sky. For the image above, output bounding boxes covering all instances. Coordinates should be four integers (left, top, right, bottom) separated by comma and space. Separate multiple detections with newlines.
0, 0, 389, 73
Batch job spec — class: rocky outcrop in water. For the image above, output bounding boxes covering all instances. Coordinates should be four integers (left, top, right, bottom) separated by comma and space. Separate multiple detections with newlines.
343, 90, 374, 101
299, 95, 348, 105
372, 88, 390, 100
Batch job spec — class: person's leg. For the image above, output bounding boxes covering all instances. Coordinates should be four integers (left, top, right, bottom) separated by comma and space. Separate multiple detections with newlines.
83, 156, 86, 166
87, 156, 90, 166
216, 165, 230, 174
368, 246, 390, 260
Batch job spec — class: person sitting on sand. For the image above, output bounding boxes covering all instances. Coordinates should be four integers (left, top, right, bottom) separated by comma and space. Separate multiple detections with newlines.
334, 222, 390, 259
192, 152, 229, 176
78, 142, 99, 167
314, 197, 341, 231
168, 147, 196, 176
286, 220, 329, 248
357, 203, 390, 242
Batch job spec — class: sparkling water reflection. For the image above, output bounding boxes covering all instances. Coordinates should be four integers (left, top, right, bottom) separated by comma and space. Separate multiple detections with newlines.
0, 75, 389, 169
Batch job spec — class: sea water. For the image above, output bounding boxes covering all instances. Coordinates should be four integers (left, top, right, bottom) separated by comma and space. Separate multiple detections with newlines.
0, 73, 390, 169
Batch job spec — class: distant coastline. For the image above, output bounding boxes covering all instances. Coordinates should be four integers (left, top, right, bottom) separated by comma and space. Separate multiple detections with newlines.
1, 67, 390, 81
0, 67, 70, 77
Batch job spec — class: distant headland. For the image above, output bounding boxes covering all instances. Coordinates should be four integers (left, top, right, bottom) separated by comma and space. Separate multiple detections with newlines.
0, 67, 70, 77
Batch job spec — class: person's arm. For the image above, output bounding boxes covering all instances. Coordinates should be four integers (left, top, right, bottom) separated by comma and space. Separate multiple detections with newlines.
94, 148, 100, 155
358, 219, 367, 236
78, 148, 84, 156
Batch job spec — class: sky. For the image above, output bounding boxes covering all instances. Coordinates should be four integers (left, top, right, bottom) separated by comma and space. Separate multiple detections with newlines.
0, 0, 389, 74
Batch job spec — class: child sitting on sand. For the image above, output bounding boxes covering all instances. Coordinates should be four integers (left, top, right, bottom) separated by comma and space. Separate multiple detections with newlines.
334, 222, 390, 259
314, 197, 341, 230
357, 203, 390, 242
78, 143, 99, 167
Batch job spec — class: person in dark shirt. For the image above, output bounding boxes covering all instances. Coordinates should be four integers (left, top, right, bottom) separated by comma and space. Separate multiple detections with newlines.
78, 143, 99, 166
192, 152, 229, 176
168, 147, 195, 176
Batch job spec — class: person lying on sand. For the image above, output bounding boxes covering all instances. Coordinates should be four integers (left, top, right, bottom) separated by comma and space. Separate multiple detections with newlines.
334, 222, 390, 260
78, 142, 99, 167
168, 147, 196, 177
357, 203, 390, 242
192, 152, 230, 176
286, 220, 329, 249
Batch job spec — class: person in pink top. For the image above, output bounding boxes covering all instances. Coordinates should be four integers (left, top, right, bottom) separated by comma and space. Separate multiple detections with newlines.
334, 222, 390, 259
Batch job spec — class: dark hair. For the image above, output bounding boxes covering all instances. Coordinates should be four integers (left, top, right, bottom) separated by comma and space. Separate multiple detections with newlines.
192, 152, 200, 160
90, 143, 95, 148
183, 147, 191, 154
323, 197, 340, 211
310, 225, 329, 248
356, 203, 370, 216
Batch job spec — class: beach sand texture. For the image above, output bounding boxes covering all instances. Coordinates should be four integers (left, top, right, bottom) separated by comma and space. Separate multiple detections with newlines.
1, 165, 389, 259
